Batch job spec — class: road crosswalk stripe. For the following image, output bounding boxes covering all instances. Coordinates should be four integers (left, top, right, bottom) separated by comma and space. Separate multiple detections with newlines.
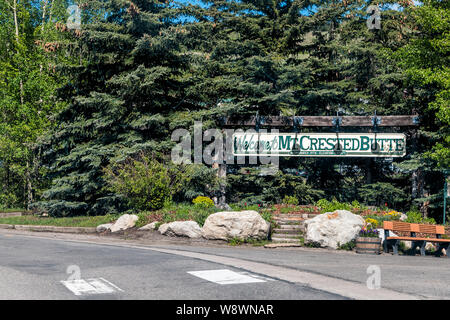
187, 269, 268, 285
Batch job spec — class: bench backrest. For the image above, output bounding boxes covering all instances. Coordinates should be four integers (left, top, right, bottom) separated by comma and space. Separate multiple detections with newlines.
383, 221, 445, 235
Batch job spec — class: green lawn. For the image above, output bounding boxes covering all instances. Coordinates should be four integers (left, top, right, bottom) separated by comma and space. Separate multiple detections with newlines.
0, 208, 30, 213
0, 214, 119, 228
0, 203, 275, 229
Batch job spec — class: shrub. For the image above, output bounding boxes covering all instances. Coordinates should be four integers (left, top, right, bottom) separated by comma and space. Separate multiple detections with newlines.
192, 196, 215, 208
104, 155, 172, 211
172, 164, 220, 202
282, 195, 299, 205
406, 208, 436, 224
316, 198, 353, 213
0, 192, 19, 210
338, 240, 356, 251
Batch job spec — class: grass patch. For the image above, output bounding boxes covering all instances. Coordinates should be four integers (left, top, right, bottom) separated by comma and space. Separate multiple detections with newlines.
135, 202, 220, 228
227, 237, 270, 247
0, 208, 29, 213
0, 214, 119, 228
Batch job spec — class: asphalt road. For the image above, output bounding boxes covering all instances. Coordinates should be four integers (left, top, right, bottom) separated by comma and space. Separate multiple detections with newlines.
0, 231, 343, 300
0, 229, 448, 300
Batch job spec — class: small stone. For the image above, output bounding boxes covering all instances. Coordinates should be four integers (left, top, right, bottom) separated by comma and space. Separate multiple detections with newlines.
96, 223, 113, 233
138, 222, 159, 231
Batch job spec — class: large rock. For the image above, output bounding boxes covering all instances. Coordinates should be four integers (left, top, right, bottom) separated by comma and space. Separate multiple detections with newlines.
304, 210, 365, 249
202, 210, 270, 241
110, 214, 139, 233
159, 221, 203, 238
96, 223, 113, 233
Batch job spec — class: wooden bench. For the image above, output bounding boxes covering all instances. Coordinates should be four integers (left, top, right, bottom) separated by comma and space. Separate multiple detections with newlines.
383, 221, 450, 257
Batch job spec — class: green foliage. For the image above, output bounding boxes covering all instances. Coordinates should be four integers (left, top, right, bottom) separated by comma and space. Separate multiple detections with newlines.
0, 214, 119, 228
316, 198, 358, 213
338, 240, 356, 251
282, 195, 299, 206
192, 196, 214, 208
137, 203, 218, 227
0, 0, 446, 224
394, 0, 450, 168
228, 170, 324, 206
405, 208, 436, 224
104, 155, 172, 211
358, 183, 408, 208
173, 164, 221, 202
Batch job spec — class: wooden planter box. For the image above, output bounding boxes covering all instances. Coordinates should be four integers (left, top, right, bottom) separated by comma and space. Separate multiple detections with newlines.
356, 237, 382, 255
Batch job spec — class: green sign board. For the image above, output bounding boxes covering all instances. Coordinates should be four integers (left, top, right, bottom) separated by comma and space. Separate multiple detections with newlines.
233, 132, 406, 157
447, 176, 450, 198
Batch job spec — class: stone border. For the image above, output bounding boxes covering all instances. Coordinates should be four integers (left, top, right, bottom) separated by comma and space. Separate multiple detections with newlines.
0, 224, 96, 234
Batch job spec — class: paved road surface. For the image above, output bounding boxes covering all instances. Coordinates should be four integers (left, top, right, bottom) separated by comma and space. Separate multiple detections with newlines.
0, 231, 342, 300
0, 229, 448, 300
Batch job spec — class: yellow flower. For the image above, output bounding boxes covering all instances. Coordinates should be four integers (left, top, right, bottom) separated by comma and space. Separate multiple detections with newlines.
365, 218, 379, 227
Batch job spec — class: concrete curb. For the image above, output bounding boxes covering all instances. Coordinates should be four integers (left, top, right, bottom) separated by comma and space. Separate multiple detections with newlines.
0, 224, 96, 234
0, 224, 15, 229
0, 212, 23, 218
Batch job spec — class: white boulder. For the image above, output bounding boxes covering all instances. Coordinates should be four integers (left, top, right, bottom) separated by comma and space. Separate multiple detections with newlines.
402, 241, 436, 252
304, 210, 365, 249
202, 210, 270, 241
138, 221, 159, 231
159, 221, 203, 238
96, 223, 113, 233
377, 228, 398, 243
110, 214, 139, 233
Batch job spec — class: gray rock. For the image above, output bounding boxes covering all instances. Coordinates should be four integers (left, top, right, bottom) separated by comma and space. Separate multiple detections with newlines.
138, 222, 159, 231
304, 210, 365, 249
96, 223, 113, 233
159, 221, 203, 238
400, 241, 436, 253
215, 203, 232, 211
110, 214, 139, 233
202, 210, 270, 241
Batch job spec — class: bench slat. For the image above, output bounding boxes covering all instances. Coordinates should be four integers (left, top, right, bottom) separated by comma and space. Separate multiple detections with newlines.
386, 236, 450, 243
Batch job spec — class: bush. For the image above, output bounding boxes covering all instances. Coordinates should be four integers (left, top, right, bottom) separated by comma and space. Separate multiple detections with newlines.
406, 208, 436, 224
192, 196, 214, 208
0, 192, 19, 210
282, 195, 299, 205
104, 155, 172, 211
172, 164, 220, 202
316, 198, 353, 213
358, 182, 408, 208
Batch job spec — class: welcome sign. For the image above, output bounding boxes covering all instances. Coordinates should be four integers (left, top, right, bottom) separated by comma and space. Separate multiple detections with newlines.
233, 132, 406, 157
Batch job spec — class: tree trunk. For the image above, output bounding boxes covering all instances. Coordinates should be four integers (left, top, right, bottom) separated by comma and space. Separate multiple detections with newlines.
366, 159, 373, 184
26, 161, 33, 210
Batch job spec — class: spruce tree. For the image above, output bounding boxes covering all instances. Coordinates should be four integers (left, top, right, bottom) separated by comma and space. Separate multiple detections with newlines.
38, 0, 190, 216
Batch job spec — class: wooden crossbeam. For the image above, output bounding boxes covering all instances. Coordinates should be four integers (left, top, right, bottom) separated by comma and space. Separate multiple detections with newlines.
222, 115, 419, 127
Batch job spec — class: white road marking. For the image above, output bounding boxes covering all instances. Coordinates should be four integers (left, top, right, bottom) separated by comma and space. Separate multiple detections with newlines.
61, 278, 123, 296
187, 269, 267, 285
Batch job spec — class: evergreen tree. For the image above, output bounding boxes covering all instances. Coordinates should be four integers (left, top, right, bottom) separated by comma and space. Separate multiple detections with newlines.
37, 0, 190, 216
